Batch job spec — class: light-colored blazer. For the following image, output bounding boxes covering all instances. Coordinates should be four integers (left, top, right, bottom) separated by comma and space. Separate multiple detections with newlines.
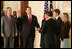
1, 15, 17, 37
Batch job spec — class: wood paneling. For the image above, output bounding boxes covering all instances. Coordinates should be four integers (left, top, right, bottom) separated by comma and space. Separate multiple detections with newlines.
20, 1, 28, 48
21, 1, 28, 16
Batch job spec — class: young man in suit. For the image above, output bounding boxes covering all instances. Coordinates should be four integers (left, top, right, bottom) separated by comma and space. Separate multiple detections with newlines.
1, 7, 18, 48
22, 7, 40, 48
53, 9, 62, 48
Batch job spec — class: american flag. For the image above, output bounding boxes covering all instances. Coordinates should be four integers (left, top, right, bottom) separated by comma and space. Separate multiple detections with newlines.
50, 1, 53, 11
43, 1, 48, 19
44, 1, 48, 12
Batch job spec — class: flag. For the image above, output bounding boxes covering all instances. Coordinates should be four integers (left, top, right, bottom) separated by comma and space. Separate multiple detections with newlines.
44, 1, 48, 11
43, 1, 48, 19
50, 1, 53, 16
50, 1, 53, 11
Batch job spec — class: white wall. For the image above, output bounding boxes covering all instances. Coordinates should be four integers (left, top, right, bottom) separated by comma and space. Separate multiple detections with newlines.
58, 1, 71, 17
4, 1, 21, 15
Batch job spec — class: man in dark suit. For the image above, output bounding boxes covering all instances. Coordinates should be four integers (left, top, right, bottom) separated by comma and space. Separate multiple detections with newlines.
13, 11, 17, 21
22, 7, 40, 48
53, 9, 62, 48
16, 10, 23, 47
13, 11, 19, 48
40, 11, 58, 48
16, 10, 22, 30
1, 7, 18, 48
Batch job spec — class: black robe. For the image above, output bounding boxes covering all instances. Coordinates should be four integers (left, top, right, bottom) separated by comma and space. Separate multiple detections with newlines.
40, 18, 58, 48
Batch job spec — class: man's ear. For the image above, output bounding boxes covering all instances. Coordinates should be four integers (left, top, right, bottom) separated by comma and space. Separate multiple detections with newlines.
26, 10, 27, 13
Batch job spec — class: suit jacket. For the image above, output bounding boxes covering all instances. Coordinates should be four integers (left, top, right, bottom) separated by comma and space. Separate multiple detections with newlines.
40, 18, 58, 48
56, 16, 62, 36
21, 15, 40, 39
17, 17, 22, 29
1, 15, 17, 38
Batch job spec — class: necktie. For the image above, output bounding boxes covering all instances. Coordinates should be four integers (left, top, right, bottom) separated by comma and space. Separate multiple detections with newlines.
29, 15, 31, 24
9, 15, 11, 24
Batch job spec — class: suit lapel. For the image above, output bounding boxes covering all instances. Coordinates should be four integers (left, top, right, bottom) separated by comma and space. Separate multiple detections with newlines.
5, 15, 13, 25
57, 16, 60, 21
25, 15, 33, 25
10, 15, 13, 25
26, 15, 30, 25
5, 15, 10, 25
31, 15, 33, 24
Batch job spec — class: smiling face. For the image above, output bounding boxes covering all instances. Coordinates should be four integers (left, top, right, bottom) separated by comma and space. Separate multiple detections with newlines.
7, 8, 12, 15
62, 14, 68, 22
53, 11, 58, 17
53, 9, 60, 17
26, 7, 31, 15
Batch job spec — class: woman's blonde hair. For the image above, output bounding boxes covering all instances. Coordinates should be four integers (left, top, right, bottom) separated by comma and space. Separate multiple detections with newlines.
63, 13, 69, 22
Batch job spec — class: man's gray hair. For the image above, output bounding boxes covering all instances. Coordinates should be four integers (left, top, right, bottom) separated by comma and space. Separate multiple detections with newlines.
6, 7, 12, 10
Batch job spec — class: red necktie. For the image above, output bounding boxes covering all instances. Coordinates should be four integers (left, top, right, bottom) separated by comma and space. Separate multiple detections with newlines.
9, 15, 11, 24
29, 15, 31, 24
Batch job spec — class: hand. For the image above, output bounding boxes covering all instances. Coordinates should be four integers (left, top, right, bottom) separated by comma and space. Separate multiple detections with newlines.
1, 33, 4, 38
60, 38, 62, 41
37, 28, 41, 31
60, 38, 63, 41
15, 33, 18, 37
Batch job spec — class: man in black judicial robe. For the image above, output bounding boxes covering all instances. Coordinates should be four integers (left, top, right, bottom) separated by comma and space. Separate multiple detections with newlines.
21, 7, 40, 48
40, 11, 58, 48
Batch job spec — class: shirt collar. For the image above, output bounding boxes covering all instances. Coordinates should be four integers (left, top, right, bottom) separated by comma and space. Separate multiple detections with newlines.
56, 16, 60, 20
27, 14, 31, 17
7, 14, 11, 18
27, 14, 32, 19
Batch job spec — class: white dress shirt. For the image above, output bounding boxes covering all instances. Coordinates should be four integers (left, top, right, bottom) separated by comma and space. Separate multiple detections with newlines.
7, 15, 9, 18
56, 16, 60, 20
27, 14, 32, 20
